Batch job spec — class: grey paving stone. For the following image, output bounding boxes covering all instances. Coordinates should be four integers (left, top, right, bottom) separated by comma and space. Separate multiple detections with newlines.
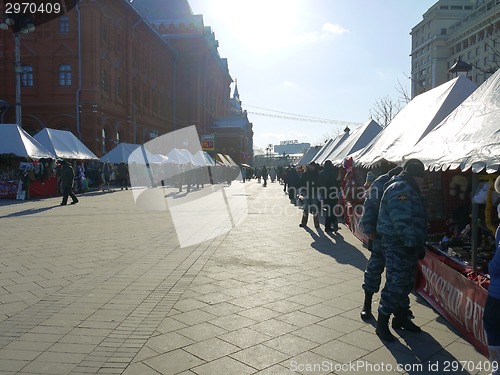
0, 181, 488, 374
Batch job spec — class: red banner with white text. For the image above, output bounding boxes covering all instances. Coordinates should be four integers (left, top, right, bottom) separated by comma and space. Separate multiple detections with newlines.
416, 251, 489, 357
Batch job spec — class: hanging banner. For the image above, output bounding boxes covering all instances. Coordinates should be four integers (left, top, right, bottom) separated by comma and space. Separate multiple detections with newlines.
416, 251, 489, 357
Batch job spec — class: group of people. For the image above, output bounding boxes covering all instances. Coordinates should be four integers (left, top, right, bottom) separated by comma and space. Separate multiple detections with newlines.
358, 159, 500, 374
277, 161, 342, 232
359, 159, 427, 342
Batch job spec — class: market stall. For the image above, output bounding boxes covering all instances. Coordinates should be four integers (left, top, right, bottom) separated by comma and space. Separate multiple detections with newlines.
0, 124, 56, 199
34, 128, 99, 192
345, 76, 477, 242
404, 68, 500, 357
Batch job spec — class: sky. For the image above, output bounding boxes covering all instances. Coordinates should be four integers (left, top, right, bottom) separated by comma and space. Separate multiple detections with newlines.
188, 0, 437, 153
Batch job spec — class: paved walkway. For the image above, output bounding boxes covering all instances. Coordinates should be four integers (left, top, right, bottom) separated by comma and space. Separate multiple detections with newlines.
0, 180, 489, 375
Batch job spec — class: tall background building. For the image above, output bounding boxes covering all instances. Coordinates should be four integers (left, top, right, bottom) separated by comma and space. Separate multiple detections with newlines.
411, 0, 499, 97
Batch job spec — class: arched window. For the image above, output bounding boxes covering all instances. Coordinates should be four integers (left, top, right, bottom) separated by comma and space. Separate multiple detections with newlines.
58, 64, 72, 86
21, 65, 33, 87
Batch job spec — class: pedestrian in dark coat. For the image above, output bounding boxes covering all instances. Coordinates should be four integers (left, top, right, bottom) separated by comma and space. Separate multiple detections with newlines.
285, 166, 300, 205
60, 160, 79, 205
317, 160, 340, 232
375, 159, 427, 342
261, 166, 268, 187
117, 162, 129, 190
299, 162, 320, 228
359, 166, 402, 322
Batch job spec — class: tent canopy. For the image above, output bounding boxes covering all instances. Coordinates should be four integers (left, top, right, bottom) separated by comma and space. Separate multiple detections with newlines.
101, 143, 158, 164
312, 131, 351, 165
296, 146, 322, 166
406, 69, 500, 173
34, 128, 98, 160
0, 124, 55, 159
329, 119, 382, 166
355, 76, 477, 167
166, 148, 191, 164
192, 150, 215, 166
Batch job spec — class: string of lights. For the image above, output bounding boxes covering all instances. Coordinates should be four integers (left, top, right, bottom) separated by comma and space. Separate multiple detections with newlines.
245, 104, 362, 126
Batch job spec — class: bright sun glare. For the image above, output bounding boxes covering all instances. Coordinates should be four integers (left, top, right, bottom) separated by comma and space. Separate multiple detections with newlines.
209, 0, 301, 54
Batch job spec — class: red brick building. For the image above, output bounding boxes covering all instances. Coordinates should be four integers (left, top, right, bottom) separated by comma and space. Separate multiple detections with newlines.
0, 0, 253, 162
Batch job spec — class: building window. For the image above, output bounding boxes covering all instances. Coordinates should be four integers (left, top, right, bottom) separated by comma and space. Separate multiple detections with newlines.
58, 64, 72, 86
115, 77, 122, 98
101, 69, 109, 92
59, 16, 69, 33
441, 28, 446, 35
21, 65, 33, 87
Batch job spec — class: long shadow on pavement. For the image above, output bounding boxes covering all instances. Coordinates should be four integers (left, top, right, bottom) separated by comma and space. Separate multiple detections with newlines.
303, 224, 368, 272
380, 328, 473, 375
0, 205, 59, 218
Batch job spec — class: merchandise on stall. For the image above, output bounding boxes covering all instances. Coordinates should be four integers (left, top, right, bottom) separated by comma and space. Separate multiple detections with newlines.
0, 124, 57, 199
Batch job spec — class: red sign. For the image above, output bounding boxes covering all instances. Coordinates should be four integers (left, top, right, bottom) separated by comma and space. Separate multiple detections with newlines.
416, 252, 489, 357
201, 134, 215, 151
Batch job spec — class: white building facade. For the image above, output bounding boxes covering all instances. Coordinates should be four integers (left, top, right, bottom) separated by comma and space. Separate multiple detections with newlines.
411, 0, 500, 97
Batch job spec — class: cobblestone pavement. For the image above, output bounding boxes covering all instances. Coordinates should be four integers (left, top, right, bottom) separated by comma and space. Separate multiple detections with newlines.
0, 180, 489, 375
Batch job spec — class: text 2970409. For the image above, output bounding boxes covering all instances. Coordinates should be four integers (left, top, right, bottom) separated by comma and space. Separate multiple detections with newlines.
5, 2, 62, 15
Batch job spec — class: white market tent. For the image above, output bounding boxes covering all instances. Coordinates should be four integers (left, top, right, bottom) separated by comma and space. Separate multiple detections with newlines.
224, 154, 239, 167
329, 119, 383, 166
406, 69, 500, 174
166, 148, 191, 164
154, 153, 171, 164
311, 131, 351, 165
309, 139, 334, 164
100, 143, 158, 164
296, 146, 322, 167
34, 128, 98, 160
192, 150, 215, 166
0, 124, 55, 159
217, 153, 232, 166
355, 76, 477, 167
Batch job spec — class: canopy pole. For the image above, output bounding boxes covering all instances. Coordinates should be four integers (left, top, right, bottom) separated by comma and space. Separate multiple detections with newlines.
470, 172, 478, 270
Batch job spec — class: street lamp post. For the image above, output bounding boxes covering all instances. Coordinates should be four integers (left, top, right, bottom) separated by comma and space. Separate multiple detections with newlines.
0, 14, 35, 127
14, 32, 22, 126
449, 57, 472, 78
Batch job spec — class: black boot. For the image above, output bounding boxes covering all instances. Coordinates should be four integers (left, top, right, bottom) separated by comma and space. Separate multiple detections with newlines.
299, 214, 308, 228
376, 313, 395, 342
392, 309, 422, 332
360, 291, 374, 322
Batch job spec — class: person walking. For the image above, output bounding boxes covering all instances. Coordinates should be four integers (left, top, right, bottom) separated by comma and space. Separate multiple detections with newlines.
318, 160, 340, 232
299, 162, 320, 228
60, 160, 79, 206
261, 166, 268, 187
269, 167, 277, 183
375, 159, 427, 342
117, 162, 129, 190
483, 176, 500, 374
359, 166, 402, 321
285, 166, 300, 205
